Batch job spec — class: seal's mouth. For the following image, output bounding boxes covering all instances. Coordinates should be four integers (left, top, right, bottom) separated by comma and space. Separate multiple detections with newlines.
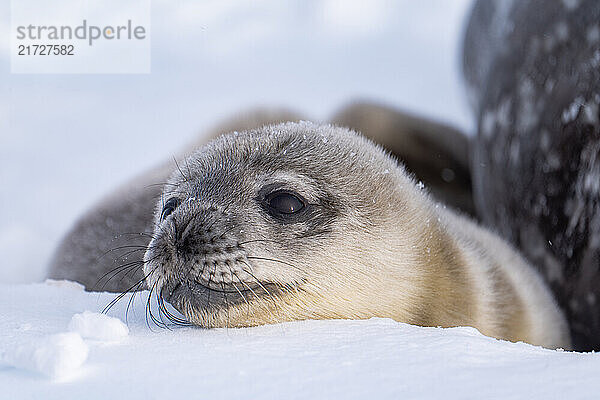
142, 232, 303, 327
161, 277, 282, 314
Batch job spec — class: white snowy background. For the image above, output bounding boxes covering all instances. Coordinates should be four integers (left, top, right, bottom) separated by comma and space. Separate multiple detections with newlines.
1, 1, 598, 398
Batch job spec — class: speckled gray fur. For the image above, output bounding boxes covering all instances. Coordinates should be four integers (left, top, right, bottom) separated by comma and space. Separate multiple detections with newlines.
464, 0, 600, 350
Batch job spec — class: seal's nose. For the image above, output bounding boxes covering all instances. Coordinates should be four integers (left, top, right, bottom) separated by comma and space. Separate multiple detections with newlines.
166, 207, 242, 267
171, 215, 222, 259
172, 215, 196, 253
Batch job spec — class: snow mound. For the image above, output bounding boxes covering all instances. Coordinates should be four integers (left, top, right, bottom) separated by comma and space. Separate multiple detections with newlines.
68, 311, 129, 341
1, 282, 599, 399
45, 279, 86, 291
1, 332, 88, 379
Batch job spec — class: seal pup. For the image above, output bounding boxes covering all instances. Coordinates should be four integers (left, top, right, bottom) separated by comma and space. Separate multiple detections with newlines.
464, 0, 600, 350
143, 121, 570, 349
47, 105, 475, 292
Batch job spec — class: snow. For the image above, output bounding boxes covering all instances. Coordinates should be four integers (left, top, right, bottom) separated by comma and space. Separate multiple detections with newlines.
0, 281, 599, 399
1, 332, 88, 380
68, 311, 129, 342
0, 310, 128, 379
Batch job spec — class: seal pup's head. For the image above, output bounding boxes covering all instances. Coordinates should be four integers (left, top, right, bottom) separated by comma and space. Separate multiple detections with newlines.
144, 122, 437, 327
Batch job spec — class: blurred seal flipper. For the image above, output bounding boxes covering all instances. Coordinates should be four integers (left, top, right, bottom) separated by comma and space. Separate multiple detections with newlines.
47, 109, 302, 292
331, 101, 474, 216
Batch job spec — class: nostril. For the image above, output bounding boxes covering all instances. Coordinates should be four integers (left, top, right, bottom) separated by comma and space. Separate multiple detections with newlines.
161, 197, 181, 221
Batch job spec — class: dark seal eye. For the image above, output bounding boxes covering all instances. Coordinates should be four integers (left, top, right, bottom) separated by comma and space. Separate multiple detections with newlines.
161, 197, 181, 221
265, 191, 306, 215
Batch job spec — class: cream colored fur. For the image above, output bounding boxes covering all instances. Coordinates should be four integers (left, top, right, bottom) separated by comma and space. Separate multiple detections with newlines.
145, 122, 571, 350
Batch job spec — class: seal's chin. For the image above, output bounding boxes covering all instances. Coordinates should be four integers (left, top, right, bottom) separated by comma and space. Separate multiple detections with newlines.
159, 277, 282, 327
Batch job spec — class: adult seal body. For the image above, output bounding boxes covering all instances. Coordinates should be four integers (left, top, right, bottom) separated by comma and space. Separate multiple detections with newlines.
143, 122, 570, 349
464, 0, 600, 350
